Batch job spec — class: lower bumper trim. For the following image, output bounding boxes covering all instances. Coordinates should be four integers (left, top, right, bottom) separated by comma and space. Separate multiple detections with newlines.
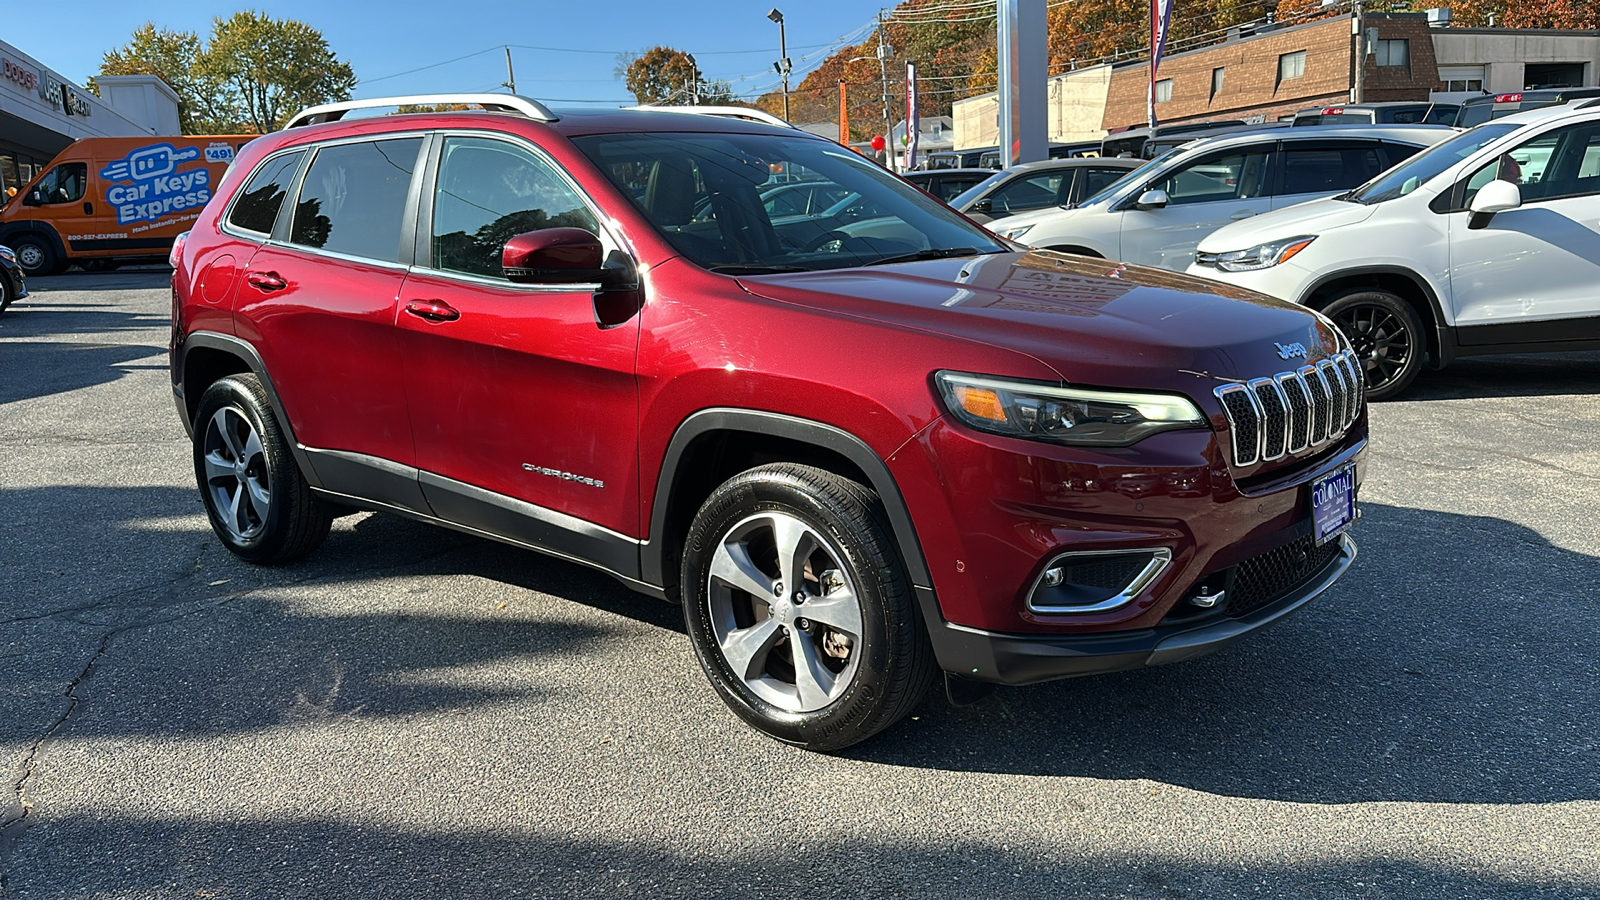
929, 534, 1356, 686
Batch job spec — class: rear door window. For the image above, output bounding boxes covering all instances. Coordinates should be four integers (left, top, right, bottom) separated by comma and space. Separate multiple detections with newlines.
290, 138, 423, 263
227, 151, 304, 236
1277, 144, 1384, 196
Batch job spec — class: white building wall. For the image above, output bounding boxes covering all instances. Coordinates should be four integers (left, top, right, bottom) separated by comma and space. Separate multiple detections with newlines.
954, 64, 1113, 151
0, 39, 163, 141
1430, 28, 1600, 94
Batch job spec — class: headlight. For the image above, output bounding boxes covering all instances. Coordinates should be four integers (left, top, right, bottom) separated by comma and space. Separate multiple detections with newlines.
935, 371, 1205, 447
1212, 235, 1316, 272
0, 246, 14, 262
996, 223, 1034, 241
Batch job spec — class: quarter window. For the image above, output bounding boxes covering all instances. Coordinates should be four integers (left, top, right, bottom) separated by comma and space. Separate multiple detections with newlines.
431, 136, 598, 279
227, 151, 303, 235
290, 138, 422, 263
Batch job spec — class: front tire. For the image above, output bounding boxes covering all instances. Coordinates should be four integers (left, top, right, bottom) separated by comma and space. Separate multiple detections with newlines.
681, 464, 935, 751
1319, 289, 1425, 401
193, 374, 330, 564
11, 235, 60, 277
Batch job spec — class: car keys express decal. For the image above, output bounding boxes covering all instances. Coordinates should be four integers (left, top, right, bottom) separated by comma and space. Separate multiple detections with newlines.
100, 143, 230, 226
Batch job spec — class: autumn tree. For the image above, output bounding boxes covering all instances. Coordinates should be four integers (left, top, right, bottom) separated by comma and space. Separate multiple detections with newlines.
94, 23, 231, 133
97, 15, 355, 134
624, 47, 706, 105
197, 11, 357, 133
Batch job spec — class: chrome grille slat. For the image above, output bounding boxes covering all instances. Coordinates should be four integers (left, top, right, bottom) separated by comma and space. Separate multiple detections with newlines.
1214, 350, 1363, 468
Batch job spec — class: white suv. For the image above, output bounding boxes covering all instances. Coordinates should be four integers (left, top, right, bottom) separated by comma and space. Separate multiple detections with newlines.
990, 125, 1452, 271
1187, 101, 1600, 399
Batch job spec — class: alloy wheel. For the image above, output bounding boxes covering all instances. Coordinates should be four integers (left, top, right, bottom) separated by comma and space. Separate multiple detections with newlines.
201, 406, 271, 542
1331, 303, 1413, 394
705, 512, 865, 713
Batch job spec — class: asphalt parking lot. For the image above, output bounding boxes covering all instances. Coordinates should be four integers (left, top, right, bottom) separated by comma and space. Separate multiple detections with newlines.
2, 270, 1596, 898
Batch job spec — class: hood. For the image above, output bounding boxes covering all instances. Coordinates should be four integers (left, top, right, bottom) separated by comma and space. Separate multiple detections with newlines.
1195, 196, 1379, 253
737, 251, 1344, 392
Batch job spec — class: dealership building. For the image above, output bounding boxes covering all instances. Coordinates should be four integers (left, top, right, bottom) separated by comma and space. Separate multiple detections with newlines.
0, 37, 179, 197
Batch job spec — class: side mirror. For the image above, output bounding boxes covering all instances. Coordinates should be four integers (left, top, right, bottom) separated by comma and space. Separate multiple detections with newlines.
1468, 180, 1521, 230
969, 198, 993, 213
1134, 189, 1169, 210
502, 228, 629, 286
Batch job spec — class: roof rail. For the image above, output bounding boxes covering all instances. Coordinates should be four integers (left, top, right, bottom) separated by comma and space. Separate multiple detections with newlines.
285, 93, 559, 129
627, 105, 796, 129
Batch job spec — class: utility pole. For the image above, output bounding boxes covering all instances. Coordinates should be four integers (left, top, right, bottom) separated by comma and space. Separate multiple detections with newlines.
1351, 0, 1366, 104
503, 46, 516, 94
768, 9, 791, 121
878, 10, 892, 170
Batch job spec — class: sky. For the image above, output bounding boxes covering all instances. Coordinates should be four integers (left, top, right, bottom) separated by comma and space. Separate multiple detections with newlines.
5, 0, 893, 108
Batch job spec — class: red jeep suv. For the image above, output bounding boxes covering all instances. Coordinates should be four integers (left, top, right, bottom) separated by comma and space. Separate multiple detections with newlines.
170, 95, 1364, 750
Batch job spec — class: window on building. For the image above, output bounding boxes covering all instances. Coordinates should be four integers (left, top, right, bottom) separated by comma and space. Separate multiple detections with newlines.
1154, 79, 1173, 103
1278, 51, 1306, 84
1211, 67, 1225, 100
1375, 39, 1409, 68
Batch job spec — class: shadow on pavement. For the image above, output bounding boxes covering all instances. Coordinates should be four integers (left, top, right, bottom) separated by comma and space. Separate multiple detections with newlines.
1400, 350, 1600, 401
5, 480, 1596, 807
6, 817, 1594, 898
0, 340, 166, 405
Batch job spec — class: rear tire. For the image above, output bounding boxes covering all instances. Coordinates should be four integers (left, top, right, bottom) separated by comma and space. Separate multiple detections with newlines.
11, 235, 61, 277
1319, 289, 1425, 401
681, 464, 935, 751
193, 374, 331, 563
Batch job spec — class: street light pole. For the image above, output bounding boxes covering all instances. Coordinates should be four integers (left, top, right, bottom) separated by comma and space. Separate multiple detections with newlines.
768, 9, 791, 122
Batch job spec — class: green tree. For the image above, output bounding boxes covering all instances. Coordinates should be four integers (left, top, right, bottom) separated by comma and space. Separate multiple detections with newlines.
196, 11, 357, 132
94, 23, 232, 133
624, 46, 704, 105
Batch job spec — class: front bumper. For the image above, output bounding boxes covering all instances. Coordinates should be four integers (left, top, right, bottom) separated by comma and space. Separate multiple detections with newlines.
925, 533, 1355, 685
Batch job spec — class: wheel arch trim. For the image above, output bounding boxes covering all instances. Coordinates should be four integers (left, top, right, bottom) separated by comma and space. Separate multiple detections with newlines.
0, 221, 68, 262
643, 408, 933, 593
1298, 265, 1453, 368
176, 331, 323, 488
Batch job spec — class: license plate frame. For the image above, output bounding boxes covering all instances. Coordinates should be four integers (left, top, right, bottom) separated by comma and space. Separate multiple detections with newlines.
1311, 465, 1357, 546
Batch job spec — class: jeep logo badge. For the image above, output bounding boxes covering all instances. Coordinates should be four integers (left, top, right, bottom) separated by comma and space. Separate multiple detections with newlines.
1275, 341, 1309, 360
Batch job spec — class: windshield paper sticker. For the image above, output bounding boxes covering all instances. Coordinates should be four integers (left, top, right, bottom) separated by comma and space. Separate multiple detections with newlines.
100, 143, 213, 225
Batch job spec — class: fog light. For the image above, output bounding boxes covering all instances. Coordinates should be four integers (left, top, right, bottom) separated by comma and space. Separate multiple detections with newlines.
1027, 548, 1172, 615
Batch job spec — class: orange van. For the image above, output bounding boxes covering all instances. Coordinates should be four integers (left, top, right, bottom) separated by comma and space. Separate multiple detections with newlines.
0, 135, 255, 275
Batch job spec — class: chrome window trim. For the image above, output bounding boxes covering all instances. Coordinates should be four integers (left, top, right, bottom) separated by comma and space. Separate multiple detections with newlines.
1025, 547, 1174, 615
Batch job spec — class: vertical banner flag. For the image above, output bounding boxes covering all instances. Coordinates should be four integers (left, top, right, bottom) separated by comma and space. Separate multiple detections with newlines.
905, 61, 921, 171
1149, 0, 1176, 127
839, 79, 851, 147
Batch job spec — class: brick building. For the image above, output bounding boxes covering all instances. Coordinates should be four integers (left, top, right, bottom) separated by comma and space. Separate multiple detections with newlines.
1099, 14, 1441, 130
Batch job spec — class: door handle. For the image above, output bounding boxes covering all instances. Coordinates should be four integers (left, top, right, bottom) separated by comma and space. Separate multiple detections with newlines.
246, 271, 287, 292
1229, 210, 1257, 220
82, 201, 93, 215
404, 298, 460, 322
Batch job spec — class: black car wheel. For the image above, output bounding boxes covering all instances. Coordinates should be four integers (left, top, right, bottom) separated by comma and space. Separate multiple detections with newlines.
681, 464, 936, 751
10, 235, 61, 277
193, 374, 331, 564
1320, 289, 1425, 401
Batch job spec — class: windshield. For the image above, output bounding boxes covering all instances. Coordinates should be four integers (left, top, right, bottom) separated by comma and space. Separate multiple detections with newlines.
1348, 123, 1518, 204
949, 170, 1009, 209
574, 132, 1007, 273
1075, 146, 1185, 208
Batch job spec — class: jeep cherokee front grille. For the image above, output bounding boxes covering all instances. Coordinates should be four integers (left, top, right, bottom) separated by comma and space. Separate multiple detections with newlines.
1214, 350, 1363, 468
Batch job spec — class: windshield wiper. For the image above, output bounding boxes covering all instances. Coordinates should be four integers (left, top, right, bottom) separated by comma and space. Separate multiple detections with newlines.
863, 247, 997, 267
707, 264, 812, 275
